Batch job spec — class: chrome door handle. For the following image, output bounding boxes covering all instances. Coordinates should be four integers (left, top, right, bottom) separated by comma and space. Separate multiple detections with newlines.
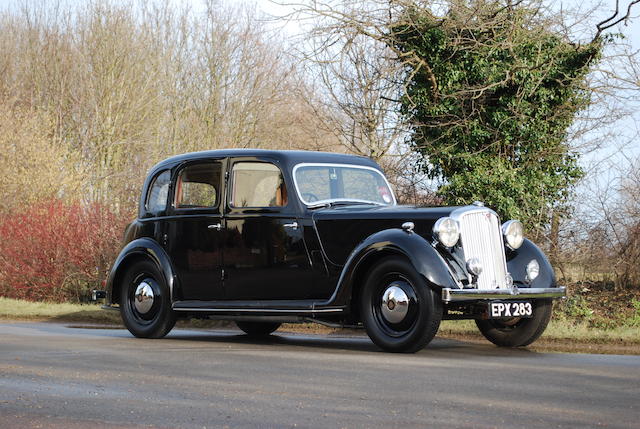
283, 221, 298, 230
207, 223, 222, 231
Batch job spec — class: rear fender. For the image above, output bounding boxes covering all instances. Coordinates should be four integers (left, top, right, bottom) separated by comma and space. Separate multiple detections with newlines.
106, 238, 178, 305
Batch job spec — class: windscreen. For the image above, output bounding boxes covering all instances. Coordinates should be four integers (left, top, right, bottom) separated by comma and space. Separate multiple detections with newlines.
294, 164, 395, 206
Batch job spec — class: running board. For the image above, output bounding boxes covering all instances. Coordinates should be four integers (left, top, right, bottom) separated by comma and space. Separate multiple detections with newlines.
172, 300, 345, 314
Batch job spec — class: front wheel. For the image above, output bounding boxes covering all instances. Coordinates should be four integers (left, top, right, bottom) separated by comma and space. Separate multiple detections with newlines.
120, 260, 176, 339
361, 257, 442, 353
475, 299, 553, 347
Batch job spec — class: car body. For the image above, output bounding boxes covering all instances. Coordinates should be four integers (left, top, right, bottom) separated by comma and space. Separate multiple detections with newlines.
104, 149, 565, 352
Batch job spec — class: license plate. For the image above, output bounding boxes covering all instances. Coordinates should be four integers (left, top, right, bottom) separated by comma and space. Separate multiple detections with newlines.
488, 301, 533, 318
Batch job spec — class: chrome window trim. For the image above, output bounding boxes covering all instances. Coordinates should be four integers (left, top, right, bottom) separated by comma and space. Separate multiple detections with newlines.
229, 160, 287, 209
171, 161, 223, 211
144, 170, 171, 213
292, 162, 397, 207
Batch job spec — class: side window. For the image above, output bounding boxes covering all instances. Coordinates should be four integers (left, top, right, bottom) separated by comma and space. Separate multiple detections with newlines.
146, 170, 171, 213
175, 162, 221, 209
231, 162, 287, 208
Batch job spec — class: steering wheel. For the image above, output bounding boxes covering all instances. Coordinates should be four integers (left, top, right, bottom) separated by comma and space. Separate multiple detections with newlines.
302, 192, 319, 203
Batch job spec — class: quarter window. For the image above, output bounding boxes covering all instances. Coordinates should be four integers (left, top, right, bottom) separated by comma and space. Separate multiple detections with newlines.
231, 162, 287, 208
175, 162, 221, 209
146, 170, 171, 213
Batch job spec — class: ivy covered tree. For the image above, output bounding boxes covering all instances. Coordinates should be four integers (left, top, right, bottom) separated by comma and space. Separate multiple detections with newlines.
390, 1, 602, 233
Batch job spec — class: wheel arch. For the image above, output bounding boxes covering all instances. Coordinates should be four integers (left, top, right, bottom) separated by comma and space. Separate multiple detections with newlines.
327, 229, 459, 315
348, 249, 408, 320
106, 238, 178, 305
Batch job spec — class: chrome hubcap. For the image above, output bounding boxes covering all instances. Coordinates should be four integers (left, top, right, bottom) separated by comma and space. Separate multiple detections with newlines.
381, 285, 410, 324
134, 281, 155, 314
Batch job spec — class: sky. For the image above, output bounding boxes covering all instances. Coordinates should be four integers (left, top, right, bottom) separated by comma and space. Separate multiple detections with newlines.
1, 0, 638, 171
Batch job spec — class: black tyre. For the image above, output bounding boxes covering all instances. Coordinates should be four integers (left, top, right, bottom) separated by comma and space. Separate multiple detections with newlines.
361, 256, 442, 353
475, 299, 553, 347
120, 260, 176, 338
235, 321, 281, 336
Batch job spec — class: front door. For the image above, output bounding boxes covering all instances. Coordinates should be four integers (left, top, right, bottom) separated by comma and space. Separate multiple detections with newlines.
165, 160, 225, 300
223, 159, 316, 300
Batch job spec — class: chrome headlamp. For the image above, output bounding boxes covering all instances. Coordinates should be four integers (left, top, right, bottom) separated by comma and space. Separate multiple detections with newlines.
502, 220, 524, 250
433, 217, 460, 248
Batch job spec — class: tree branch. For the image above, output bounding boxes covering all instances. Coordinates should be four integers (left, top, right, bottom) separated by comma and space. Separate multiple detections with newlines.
593, 0, 640, 41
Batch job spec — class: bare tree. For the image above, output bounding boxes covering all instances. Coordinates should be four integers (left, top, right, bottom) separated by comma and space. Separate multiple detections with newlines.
0, 0, 341, 210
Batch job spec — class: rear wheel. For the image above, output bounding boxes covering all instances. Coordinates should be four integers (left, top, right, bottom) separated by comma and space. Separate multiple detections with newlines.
120, 260, 176, 339
236, 321, 281, 336
360, 256, 442, 353
475, 299, 552, 347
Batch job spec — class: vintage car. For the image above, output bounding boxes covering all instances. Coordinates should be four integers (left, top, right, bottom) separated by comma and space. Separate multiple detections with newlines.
104, 149, 565, 352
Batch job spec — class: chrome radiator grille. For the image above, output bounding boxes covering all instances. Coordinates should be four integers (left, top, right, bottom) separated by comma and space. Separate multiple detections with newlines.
457, 210, 509, 290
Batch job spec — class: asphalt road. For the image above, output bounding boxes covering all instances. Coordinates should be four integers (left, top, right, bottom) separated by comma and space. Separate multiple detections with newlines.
1, 322, 638, 429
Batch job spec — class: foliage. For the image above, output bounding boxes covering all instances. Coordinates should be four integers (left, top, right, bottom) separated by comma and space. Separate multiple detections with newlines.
390, 1, 601, 232
0, 199, 129, 302
631, 299, 640, 327
557, 295, 594, 321
552, 282, 640, 329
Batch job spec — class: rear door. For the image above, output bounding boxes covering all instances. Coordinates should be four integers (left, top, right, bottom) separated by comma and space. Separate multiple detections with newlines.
164, 160, 225, 300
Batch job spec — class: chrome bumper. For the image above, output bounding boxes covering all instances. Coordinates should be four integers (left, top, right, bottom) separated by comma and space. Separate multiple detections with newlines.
441, 286, 566, 303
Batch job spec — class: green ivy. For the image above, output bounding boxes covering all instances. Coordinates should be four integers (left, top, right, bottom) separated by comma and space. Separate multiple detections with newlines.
391, 3, 603, 232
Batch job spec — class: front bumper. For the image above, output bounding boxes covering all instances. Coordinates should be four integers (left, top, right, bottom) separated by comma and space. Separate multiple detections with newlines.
441, 286, 566, 303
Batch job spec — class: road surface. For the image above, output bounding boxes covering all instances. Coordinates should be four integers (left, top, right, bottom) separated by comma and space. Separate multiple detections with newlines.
1, 322, 638, 428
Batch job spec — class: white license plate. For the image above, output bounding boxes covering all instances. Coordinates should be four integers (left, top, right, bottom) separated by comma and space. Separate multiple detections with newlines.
488, 301, 533, 318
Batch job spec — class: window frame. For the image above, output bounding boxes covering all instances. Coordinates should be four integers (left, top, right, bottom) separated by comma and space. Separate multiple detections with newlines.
227, 160, 289, 210
171, 160, 224, 213
292, 162, 397, 207
144, 169, 172, 216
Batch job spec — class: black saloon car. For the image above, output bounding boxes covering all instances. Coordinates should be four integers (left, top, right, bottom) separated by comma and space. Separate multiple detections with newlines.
104, 149, 565, 352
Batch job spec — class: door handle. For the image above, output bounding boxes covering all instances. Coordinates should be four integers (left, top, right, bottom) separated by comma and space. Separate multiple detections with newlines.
207, 223, 222, 231
283, 221, 298, 230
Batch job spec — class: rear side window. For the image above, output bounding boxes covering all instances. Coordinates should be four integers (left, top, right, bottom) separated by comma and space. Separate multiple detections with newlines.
231, 162, 287, 208
145, 170, 171, 213
174, 162, 221, 209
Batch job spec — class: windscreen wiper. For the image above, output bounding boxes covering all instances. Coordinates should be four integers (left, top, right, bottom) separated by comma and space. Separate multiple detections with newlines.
307, 200, 381, 209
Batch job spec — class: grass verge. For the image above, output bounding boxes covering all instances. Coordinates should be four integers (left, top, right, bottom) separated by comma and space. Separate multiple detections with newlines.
0, 297, 121, 324
1, 297, 638, 354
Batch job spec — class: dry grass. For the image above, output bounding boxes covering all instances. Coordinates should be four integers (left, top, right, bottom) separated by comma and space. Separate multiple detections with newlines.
0, 297, 121, 324
438, 319, 640, 343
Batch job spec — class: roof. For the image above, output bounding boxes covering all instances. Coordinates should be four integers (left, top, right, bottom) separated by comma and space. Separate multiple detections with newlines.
149, 148, 380, 173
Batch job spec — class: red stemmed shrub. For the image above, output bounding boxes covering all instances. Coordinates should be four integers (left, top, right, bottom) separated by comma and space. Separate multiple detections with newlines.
0, 199, 130, 302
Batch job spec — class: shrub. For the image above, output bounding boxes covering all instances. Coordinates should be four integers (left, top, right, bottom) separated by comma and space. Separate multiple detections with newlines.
555, 294, 594, 324
630, 299, 640, 327
0, 199, 130, 302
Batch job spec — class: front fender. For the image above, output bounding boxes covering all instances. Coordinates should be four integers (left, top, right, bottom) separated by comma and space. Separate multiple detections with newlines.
507, 238, 556, 288
106, 238, 178, 305
326, 228, 458, 306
